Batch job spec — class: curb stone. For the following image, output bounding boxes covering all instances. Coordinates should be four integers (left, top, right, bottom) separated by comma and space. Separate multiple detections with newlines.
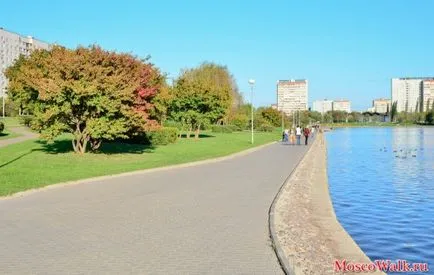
268, 137, 317, 275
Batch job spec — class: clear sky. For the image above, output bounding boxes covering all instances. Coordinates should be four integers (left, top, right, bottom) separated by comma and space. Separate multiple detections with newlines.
1, 0, 434, 111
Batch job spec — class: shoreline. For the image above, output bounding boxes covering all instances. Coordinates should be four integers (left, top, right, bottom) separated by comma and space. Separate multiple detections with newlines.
270, 133, 385, 274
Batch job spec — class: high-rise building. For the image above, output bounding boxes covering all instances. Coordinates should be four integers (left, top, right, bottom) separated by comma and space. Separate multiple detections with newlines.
276, 79, 308, 115
391, 77, 434, 112
0, 27, 50, 97
332, 99, 351, 113
312, 99, 333, 114
372, 98, 391, 114
422, 80, 434, 111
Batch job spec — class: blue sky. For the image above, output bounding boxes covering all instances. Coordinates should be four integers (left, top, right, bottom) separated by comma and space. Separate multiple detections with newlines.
1, 0, 434, 111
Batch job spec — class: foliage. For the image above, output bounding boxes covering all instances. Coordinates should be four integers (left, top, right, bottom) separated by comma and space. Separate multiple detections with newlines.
169, 62, 234, 139
150, 83, 173, 124
5, 45, 163, 153
426, 111, 434, 125
211, 125, 239, 133
257, 122, 274, 132
330, 110, 348, 123
145, 127, 179, 145
391, 101, 398, 122
0, 121, 4, 133
0, 98, 19, 116
308, 111, 322, 123
258, 107, 282, 127
230, 113, 249, 130
19, 115, 34, 127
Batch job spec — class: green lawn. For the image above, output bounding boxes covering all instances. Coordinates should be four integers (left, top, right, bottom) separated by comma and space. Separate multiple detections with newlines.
0, 130, 20, 140
0, 131, 279, 196
0, 117, 22, 140
0, 117, 21, 127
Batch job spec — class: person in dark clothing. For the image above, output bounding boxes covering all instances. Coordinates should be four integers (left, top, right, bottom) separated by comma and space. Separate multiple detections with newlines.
303, 127, 310, 145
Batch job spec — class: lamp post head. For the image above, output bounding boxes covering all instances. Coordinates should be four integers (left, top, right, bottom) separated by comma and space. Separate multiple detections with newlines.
248, 79, 255, 86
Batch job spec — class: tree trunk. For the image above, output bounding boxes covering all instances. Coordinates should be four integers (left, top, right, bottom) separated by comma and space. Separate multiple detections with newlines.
90, 138, 102, 151
195, 124, 201, 139
187, 126, 192, 139
72, 125, 89, 154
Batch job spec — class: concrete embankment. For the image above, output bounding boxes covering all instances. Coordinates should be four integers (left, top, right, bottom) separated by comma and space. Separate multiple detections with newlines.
270, 133, 385, 275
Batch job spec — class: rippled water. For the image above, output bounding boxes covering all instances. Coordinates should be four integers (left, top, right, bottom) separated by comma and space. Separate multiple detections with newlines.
326, 127, 434, 274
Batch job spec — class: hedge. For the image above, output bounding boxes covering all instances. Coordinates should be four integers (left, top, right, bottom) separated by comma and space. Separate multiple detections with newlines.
19, 115, 34, 127
257, 123, 274, 132
0, 122, 4, 133
211, 125, 240, 133
145, 127, 179, 145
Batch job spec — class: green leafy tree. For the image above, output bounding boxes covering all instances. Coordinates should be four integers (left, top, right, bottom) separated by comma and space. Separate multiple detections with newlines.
308, 111, 322, 123
169, 62, 233, 139
391, 101, 398, 122
150, 84, 173, 124
331, 110, 347, 123
259, 107, 281, 127
426, 111, 434, 125
6, 45, 163, 153
231, 113, 249, 130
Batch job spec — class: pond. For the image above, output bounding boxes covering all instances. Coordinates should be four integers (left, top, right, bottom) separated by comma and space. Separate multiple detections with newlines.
326, 127, 434, 274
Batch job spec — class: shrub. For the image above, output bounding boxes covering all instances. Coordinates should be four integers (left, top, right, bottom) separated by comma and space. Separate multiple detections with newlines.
163, 120, 182, 130
0, 121, 4, 133
257, 123, 274, 132
19, 115, 34, 127
145, 127, 179, 145
211, 125, 237, 133
230, 114, 249, 130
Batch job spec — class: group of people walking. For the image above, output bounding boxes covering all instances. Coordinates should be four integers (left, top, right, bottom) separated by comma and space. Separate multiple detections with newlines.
282, 125, 317, 145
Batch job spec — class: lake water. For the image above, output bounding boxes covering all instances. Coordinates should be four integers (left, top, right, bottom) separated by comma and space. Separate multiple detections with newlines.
326, 127, 434, 274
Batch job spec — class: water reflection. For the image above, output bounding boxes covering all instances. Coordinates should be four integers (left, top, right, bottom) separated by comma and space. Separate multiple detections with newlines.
326, 127, 434, 274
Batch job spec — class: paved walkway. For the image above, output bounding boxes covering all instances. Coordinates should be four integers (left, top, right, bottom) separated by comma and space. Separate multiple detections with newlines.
0, 142, 309, 274
0, 127, 38, 148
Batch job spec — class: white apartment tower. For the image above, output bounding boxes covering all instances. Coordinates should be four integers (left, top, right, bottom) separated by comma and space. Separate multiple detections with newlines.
372, 98, 391, 114
0, 27, 50, 97
391, 77, 434, 112
276, 79, 308, 116
422, 80, 434, 111
332, 99, 351, 113
312, 99, 333, 114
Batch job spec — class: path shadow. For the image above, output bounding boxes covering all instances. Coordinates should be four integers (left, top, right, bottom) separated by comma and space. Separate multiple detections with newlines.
0, 133, 9, 138
35, 139, 154, 155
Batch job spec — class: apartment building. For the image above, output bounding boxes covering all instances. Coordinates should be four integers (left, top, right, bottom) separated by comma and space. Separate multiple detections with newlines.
276, 79, 308, 116
372, 98, 391, 114
391, 77, 434, 112
312, 99, 333, 114
332, 99, 351, 113
0, 27, 50, 97
422, 80, 434, 111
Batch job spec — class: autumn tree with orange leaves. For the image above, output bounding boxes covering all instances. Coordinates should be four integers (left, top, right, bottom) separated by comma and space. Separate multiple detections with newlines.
6, 45, 163, 153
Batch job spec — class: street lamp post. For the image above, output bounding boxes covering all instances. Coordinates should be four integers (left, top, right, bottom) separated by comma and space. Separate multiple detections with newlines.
248, 79, 255, 144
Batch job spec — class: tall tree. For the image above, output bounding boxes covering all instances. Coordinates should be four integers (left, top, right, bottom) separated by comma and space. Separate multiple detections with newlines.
169, 62, 234, 139
6, 45, 163, 153
259, 107, 281, 127
391, 101, 398, 122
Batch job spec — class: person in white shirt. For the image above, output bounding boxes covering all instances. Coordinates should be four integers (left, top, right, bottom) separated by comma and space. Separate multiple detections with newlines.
296, 126, 302, 145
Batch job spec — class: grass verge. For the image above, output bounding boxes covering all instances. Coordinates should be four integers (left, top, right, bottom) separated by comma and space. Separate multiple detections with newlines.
0, 131, 279, 196
0, 130, 20, 140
